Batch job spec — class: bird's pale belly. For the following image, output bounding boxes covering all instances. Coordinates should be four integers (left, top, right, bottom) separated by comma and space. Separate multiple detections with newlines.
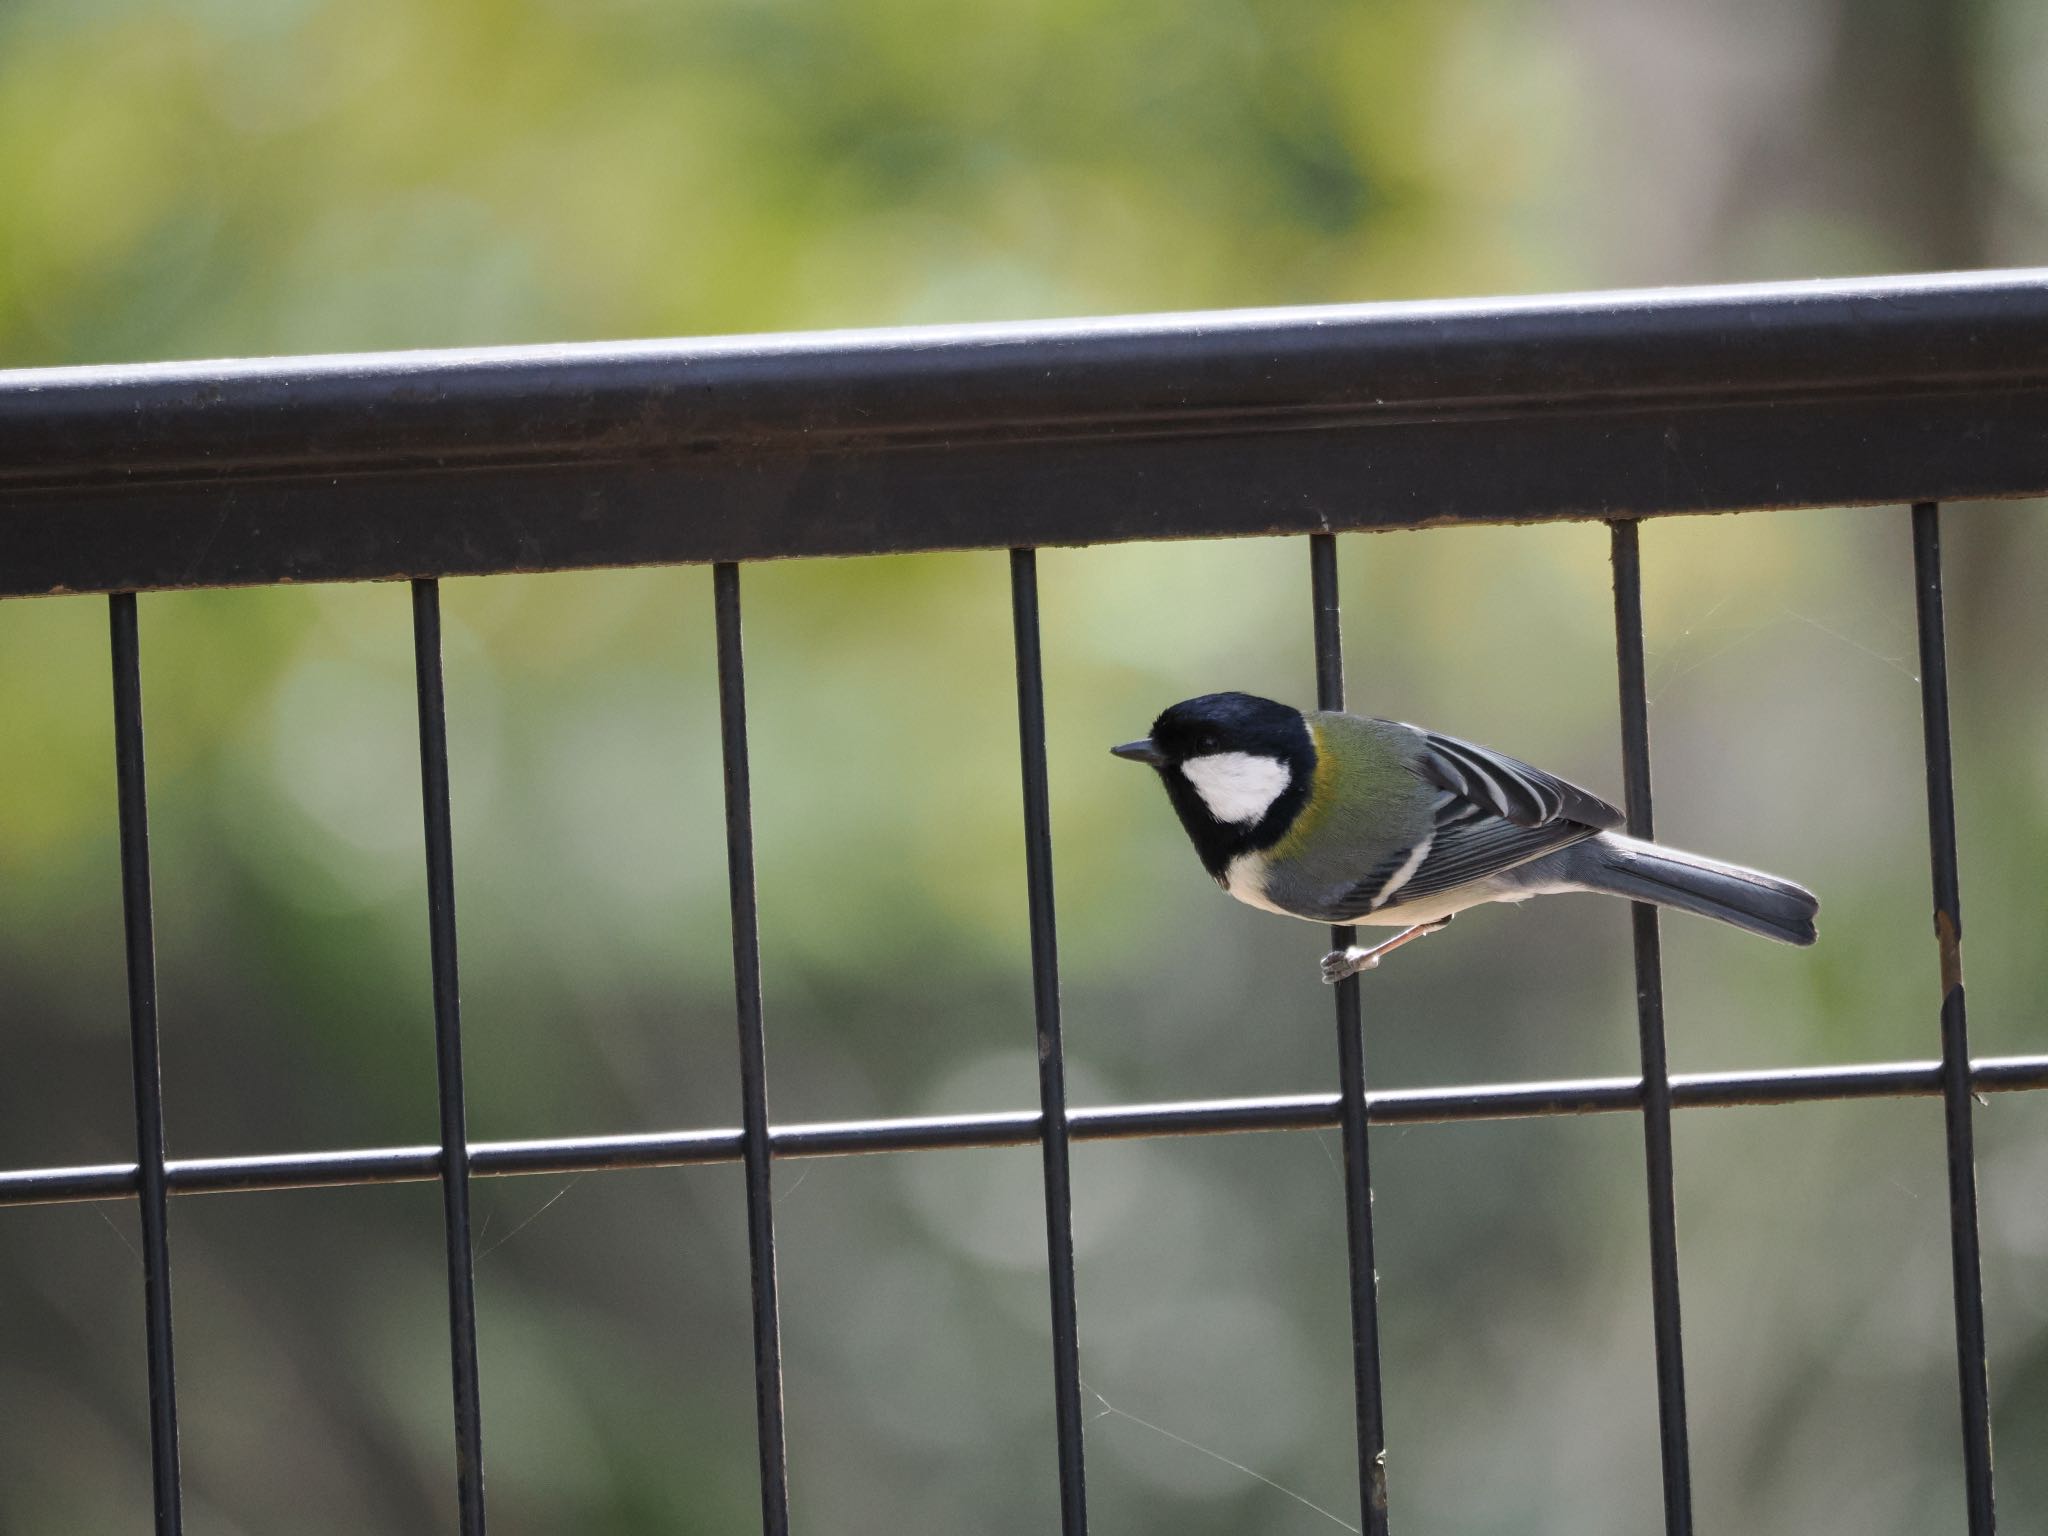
1223, 852, 1296, 917
1224, 851, 1551, 928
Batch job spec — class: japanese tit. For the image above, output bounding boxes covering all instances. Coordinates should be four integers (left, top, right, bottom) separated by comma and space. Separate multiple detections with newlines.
1113, 692, 1818, 982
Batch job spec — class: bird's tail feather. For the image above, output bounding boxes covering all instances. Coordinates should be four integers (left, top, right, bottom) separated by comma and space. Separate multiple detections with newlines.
1561, 833, 1819, 946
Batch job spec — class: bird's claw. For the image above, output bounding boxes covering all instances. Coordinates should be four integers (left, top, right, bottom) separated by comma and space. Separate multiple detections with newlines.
1321, 948, 1375, 985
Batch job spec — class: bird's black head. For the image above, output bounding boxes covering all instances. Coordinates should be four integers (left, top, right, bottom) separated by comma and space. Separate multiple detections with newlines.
1111, 692, 1316, 879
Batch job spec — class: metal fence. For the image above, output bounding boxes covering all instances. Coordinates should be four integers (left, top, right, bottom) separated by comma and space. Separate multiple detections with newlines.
5, 270, 2048, 1536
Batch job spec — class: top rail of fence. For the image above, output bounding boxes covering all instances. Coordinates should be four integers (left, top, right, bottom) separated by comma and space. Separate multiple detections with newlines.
3, 269, 2047, 599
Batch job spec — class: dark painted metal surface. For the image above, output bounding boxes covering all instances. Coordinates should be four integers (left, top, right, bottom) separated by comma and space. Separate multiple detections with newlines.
1608, 522, 1694, 1533
713, 564, 793, 1536
1009, 549, 1091, 1534
1311, 533, 1392, 1532
411, 580, 489, 1535
1909, 503, 1997, 1533
5, 273, 2048, 597
108, 593, 185, 1536
6, 1054, 2048, 1208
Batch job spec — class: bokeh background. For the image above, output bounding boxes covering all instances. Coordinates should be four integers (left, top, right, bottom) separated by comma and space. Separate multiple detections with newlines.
4, 1, 2048, 1532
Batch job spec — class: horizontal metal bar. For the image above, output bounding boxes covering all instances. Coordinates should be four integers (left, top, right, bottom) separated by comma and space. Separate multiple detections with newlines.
6, 1054, 2045, 1210
4, 272, 2047, 597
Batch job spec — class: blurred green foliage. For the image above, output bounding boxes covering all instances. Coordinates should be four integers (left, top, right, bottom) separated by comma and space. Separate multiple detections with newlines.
4, 1, 2048, 1533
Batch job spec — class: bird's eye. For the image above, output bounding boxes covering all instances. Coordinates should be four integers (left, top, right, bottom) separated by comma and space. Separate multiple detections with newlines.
1197, 734, 1218, 753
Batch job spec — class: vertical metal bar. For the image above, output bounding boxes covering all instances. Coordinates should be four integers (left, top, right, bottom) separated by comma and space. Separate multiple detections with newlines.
1909, 502, 1997, 1534
1008, 548, 1090, 1536
1607, 520, 1694, 1534
410, 579, 488, 1536
712, 563, 793, 1536
108, 593, 184, 1536
1309, 534, 1390, 1533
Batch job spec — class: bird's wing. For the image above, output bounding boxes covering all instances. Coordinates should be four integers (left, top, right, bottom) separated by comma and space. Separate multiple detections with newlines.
1315, 814, 1594, 921
1307, 727, 1622, 922
1410, 730, 1623, 831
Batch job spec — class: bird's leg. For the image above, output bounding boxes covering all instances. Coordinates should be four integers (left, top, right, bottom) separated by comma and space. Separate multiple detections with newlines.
1320, 918, 1453, 984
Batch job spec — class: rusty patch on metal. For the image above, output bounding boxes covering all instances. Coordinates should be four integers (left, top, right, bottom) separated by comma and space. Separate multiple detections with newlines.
1936, 908, 1964, 997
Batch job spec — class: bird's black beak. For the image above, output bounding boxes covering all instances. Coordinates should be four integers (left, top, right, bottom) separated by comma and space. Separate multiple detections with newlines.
1111, 738, 1168, 767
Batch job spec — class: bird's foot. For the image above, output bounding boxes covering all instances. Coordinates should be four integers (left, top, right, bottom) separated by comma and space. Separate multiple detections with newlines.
1321, 947, 1379, 984
1317, 918, 1453, 984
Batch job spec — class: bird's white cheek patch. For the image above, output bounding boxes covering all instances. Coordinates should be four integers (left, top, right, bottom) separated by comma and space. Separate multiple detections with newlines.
1181, 752, 1291, 825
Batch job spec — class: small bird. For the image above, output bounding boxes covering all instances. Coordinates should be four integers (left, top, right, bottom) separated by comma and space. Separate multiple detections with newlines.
1113, 692, 1818, 982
